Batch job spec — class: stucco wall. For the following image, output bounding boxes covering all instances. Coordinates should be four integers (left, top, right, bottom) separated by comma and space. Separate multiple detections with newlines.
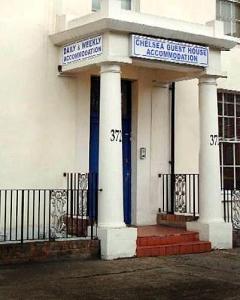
140, 0, 216, 24
0, 0, 78, 188
1, 0, 239, 225
219, 45, 240, 91
175, 80, 199, 174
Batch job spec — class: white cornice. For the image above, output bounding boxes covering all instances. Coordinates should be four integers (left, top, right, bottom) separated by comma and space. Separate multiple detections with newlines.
50, 9, 238, 50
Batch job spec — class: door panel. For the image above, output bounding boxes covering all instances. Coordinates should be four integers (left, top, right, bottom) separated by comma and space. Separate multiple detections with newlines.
121, 80, 132, 225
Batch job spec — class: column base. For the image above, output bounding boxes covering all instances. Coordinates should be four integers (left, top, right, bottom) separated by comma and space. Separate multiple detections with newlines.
187, 221, 232, 249
98, 227, 137, 260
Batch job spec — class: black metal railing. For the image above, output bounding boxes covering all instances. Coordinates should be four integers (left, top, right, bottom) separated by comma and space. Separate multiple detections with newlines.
0, 187, 97, 244
158, 174, 199, 217
223, 189, 240, 230
63, 172, 98, 221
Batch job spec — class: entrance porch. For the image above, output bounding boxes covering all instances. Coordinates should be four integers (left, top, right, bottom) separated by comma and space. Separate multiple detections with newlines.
48, 0, 237, 259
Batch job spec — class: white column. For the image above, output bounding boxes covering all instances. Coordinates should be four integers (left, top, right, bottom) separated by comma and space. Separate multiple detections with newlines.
187, 76, 232, 249
97, 64, 137, 259
198, 76, 222, 223
98, 64, 125, 228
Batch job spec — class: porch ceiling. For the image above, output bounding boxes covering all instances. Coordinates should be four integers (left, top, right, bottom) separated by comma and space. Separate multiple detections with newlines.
59, 62, 201, 84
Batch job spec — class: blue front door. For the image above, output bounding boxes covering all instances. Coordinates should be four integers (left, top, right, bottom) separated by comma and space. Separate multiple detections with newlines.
89, 77, 132, 224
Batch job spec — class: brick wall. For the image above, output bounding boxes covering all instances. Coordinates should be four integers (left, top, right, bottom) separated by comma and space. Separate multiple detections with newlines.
0, 239, 100, 265
233, 230, 240, 248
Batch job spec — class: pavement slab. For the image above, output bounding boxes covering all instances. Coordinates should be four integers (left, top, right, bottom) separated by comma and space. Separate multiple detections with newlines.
1, 249, 240, 299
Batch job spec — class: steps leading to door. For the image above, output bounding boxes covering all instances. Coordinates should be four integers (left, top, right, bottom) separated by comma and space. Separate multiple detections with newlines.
157, 213, 198, 228
137, 225, 211, 257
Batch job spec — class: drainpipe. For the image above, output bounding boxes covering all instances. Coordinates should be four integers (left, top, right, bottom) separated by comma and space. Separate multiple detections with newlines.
170, 82, 175, 214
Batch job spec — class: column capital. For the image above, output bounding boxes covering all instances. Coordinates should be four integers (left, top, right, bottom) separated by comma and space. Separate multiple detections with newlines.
198, 76, 217, 86
100, 64, 121, 75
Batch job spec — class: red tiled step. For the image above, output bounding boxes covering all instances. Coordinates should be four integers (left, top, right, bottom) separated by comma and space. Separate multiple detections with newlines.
157, 213, 198, 228
137, 241, 211, 257
137, 232, 199, 247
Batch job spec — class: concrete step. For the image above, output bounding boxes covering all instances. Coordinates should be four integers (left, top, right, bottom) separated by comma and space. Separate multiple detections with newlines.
137, 231, 199, 247
137, 241, 211, 257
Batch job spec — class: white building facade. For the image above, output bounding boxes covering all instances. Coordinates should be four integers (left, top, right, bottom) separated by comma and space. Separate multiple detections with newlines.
0, 0, 239, 259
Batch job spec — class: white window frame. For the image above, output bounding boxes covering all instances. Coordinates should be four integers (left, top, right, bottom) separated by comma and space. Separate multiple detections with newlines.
92, 0, 140, 12
217, 0, 240, 37
218, 90, 240, 189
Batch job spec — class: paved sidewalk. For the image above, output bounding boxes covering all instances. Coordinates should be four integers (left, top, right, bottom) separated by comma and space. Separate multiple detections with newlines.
1, 249, 240, 300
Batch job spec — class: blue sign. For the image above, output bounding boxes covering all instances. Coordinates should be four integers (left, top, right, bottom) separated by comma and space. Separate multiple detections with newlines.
131, 34, 208, 67
62, 35, 102, 65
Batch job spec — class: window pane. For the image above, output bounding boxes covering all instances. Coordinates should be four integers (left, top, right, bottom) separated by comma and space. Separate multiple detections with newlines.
236, 4, 240, 20
224, 103, 234, 116
216, 0, 221, 19
218, 102, 223, 116
220, 144, 223, 165
224, 117, 235, 138
217, 92, 223, 102
236, 168, 240, 189
221, 1, 232, 20
225, 93, 234, 103
92, 0, 100, 11
236, 144, 240, 165
232, 21, 240, 37
233, 3, 240, 20
223, 143, 234, 165
121, 0, 131, 10
220, 167, 223, 189
224, 167, 234, 189
236, 104, 240, 117
237, 94, 240, 104
224, 21, 232, 35
219, 117, 223, 138
237, 118, 240, 139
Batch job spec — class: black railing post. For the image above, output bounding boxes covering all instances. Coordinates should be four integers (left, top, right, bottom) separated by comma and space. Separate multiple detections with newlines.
170, 82, 175, 215
223, 189, 226, 222
193, 175, 196, 218
170, 174, 175, 214
49, 190, 51, 241
66, 189, 69, 239
162, 174, 165, 212
21, 190, 24, 244
197, 175, 200, 216
10, 190, 12, 241
166, 175, 169, 213
4, 190, 7, 242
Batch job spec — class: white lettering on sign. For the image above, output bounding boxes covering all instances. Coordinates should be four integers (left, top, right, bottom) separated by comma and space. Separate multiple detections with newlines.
131, 34, 209, 67
62, 35, 103, 65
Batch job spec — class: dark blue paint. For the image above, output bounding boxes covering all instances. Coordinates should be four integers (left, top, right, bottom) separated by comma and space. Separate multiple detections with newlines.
88, 77, 100, 220
89, 77, 132, 224
121, 80, 132, 225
